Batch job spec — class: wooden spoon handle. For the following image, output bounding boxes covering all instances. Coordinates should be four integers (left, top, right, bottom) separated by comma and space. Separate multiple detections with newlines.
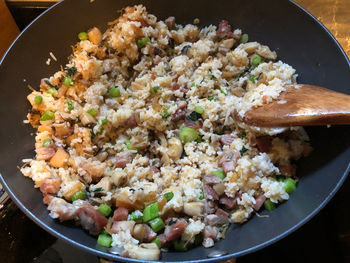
243, 84, 350, 127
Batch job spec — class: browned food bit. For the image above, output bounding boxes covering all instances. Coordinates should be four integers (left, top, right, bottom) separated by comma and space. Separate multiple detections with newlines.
165, 16, 175, 30
35, 144, 57, 160
53, 122, 74, 138
113, 207, 129, 221
216, 20, 233, 39
76, 207, 108, 235
40, 178, 60, 195
219, 134, 235, 145
40, 78, 51, 90
88, 27, 102, 45
164, 220, 188, 242
204, 185, 219, 201
253, 194, 266, 211
171, 108, 186, 121
80, 160, 105, 183
255, 136, 272, 153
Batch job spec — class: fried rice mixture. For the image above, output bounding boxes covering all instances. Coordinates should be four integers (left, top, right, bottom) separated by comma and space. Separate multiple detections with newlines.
21, 5, 312, 260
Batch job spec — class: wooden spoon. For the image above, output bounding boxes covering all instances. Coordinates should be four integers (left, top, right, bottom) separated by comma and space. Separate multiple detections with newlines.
241, 84, 350, 127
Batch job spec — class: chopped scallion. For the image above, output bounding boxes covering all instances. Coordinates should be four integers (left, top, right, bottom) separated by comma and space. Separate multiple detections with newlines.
34, 95, 43, 105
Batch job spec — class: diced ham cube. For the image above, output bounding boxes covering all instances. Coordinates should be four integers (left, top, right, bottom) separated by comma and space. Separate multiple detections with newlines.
76, 207, 108, 235
165, 220, 188, 242
203, 174, 223, 185
204, 185, 219, 201
219, 134, 235, 145
253, 194, 266, 211
222, 161, 236, 173
113, 207, 129, 221
219, 196, 237, 210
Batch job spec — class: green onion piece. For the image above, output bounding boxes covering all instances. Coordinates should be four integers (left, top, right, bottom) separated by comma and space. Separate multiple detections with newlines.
249, 75, 258, 83
194, 234, 203, 246
42, 138, 52, 147
240, 146, 248, 156
194, 106, 204, 114
66, 99, 74, 110
161, 108, 170, 119
143, 202, 159, 222
277, 176, 285, 182
129, 210, 143, 223
149, 217, 165, 232
199, 192, 204, 200
240, 33, 249, 44
219, 87, 228, 95
241, 131, 246, 139
211, 169, 226, 180
150, 86, 159, 94
91, 187, 104, 192
46, 88, 58, 96
164, 192, 174, 202
174, 240, 188, 252
63, 76, 73, 86
66, 66, 77, 77
109, 87, 121, 97
98, 204, 112, 217
179, 127, 199, 143
136, 37, 150, 49
101, 118, 108, 125
283, 178, 296, 194
87, 108, 97, 116
264, 198, 276, 211
97, 234, 113, 247
40, 110, 55, 121
152, 237, 162, 248
125, 140, 138, 151
208, 96, 214, 101
78, 32, 89, 41
71, 190, 86, 202
34, 95, 43, 105
191, 82, 196, 87
251, 55, 262, 67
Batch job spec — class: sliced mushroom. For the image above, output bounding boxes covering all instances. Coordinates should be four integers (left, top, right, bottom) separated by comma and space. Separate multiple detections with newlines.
122, 243, 160, 261
133, 224, 147, 242
213, 183, 225, 196
183, 202, 204, 216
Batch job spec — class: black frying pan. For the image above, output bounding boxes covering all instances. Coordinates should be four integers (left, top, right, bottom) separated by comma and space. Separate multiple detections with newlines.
0, 0, 349, 262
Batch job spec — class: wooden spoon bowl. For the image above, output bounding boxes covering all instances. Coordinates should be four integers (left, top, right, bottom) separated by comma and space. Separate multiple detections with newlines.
242, 84, 350, 127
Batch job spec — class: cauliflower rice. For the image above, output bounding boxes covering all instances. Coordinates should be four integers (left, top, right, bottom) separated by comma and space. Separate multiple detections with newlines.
21, 5, 312, 260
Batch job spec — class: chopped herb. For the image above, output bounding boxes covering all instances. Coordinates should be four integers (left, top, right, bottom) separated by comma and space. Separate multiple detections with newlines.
66, 66, 77, 76
240, 146, 248, 156
44, 79, 56, 88
96, 128, 104, 135
209, 69, 216, 80
194, 106, 204, 114
66, 99, 74, 110
241, 131, 246, 139
63, 76, 73, 86
78, 32, 89, 41
214, 49, 219, 55
109, 87, 121, 97
161, 108, 170, 119
150, 86, 159, 94
42, 138, 52, 147
191, 82, 196, 87
91, 129, 96, 139
34, 95, 43, 105
164, 192, 174, 202
240, 33, 249, 44
316, 62, 321, 67
91, 187, 104, 192
249, 75, 258, 83
208, 96, 215, 101
40, 110, 55, 121
234, 72, 243, 78
195, 135, 204, 143
125, 140, 138, 151
166, 48, 174, 55
145, 54, 153, 58
199, 192, 204, 200
136, 37, 150, 49
101, 118, 108, 125
46, 88, 58, 96
251, 55, 262, 67
219, 87, 228, 95
186, 111, 201, 121
87, 108, 97, 116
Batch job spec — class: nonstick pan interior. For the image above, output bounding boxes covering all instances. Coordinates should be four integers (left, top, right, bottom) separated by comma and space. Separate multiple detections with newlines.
0, 0, 349, 262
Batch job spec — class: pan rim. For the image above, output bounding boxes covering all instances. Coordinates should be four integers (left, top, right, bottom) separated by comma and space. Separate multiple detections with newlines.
0, 0, 349, 262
